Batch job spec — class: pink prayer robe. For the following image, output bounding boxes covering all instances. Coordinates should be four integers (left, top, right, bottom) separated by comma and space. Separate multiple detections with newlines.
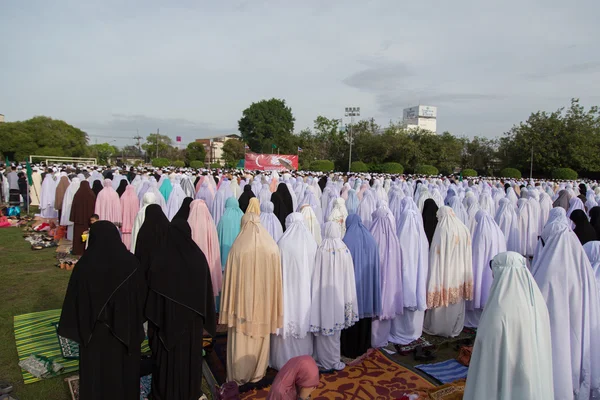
188, 199, 223, 297
120, 185, 139, 250
94, 179, 122, 225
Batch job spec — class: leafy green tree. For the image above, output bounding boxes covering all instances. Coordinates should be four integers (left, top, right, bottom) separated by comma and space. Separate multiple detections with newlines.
142, 133, 173, 158
172, 160, 185, 168
186, 142, 206, 164
499, 99, 600, 176
89, 143, 118, 164
350, 161, 369, 172
222, 139, 246, 168
151, 158, 170, 168
0, 116, 88, 161
238, 98, 295, 154
122, 145, 143, 157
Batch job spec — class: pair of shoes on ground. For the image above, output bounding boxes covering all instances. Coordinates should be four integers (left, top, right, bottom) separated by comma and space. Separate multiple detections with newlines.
0, 382, 18, 400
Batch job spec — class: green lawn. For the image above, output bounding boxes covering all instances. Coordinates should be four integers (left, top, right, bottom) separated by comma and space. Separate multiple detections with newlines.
0, 227, 72, 400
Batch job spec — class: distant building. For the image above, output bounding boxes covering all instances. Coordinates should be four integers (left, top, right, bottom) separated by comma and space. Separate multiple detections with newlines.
402, 105, 437, 133
196, 134, 241, 165
0, 114, 4, 123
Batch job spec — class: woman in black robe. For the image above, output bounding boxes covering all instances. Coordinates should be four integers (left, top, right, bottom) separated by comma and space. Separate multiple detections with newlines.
58, 221, 145, 400
172, 197, 193, 221
134, 205, 170, 279
570, 209, 598, 245
92, 180, 104, 197
238, 185, 256, 213
422, 199, 439, 248
116, 179, 128, 197
271, 191, 291, 232
589, 206, 600, 239
70, 181, 96, 256
146, 219, 216, 400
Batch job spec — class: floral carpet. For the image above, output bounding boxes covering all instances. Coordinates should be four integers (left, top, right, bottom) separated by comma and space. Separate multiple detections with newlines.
240, 349, 435, 399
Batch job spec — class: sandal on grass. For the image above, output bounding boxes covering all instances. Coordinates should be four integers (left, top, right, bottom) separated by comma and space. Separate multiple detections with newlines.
0, 383, 12, 394
414, 345, 436, 362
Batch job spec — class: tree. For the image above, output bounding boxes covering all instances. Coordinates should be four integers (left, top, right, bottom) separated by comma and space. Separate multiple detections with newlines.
222, 139, 245, 168
122, 145, 143, 158
142, 133, 173, 159
89, 143, 118, 164
0, 116, 88, 161
186, 142, 206, 164
238, 98, 295, 154
498, 99, 600, 176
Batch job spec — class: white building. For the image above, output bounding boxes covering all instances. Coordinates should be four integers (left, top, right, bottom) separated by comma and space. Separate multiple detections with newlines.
0, 114, 4, 123
402, 105, 437, 133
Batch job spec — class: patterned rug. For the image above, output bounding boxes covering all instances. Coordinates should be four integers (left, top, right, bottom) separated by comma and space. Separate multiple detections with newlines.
415, 359, 468, 384
240, 349, 435, 399
14, 309, 150, 384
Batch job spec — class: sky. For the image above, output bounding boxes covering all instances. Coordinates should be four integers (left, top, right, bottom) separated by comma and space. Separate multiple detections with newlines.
1, 0, 599, 147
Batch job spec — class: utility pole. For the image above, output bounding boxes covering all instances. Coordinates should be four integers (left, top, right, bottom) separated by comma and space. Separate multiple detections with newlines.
156, 128, 160, 159
529, 146, 534, 180
345, 107, 360, 171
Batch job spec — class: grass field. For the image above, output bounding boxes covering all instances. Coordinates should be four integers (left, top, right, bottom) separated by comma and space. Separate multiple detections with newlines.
0, 227, 73, 400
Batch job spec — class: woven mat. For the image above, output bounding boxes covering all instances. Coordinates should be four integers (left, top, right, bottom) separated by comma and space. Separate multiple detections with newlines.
241, 349, 435, 399
14, 309, 150, 384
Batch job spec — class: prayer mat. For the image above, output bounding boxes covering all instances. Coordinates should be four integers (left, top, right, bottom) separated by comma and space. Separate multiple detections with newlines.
240, 349, 435, 399
203, 333, 279, 394
14, 309, 150, 384
65, 375, 156, 400
415, 359, 468, 384
424, 379, 466, 400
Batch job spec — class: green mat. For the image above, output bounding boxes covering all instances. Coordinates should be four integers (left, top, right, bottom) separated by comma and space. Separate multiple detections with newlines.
14, 309, 150, 384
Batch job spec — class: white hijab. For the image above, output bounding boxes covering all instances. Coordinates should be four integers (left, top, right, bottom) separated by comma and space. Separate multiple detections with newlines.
426, 206, 473, 308
464, 252, 554, 400
276, 213, 318, 338
327, 197, 348, 236
130, 192, 157, 253
300, 204, 322, 245
309, 221, 358, 335
532, 223, 600, 399
60, 178, 81, 226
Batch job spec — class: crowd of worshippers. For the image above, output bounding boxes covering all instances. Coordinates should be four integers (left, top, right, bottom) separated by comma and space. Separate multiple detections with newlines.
14, 163, 600, 399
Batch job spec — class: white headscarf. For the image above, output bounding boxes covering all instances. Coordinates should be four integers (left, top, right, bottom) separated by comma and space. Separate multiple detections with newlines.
130, 192, 157, 253
584, 241, 600, 298
276, 213, 317, 338
426, 206, 473, 308
327, 197, 348, 236
532, 223, 600, 399
494, 198, 520, 253
60, 178, 81, 226
300, 204, 322, 245
464, 252, 554, 400
309, 221, 358, 335
396, 208, 428, 311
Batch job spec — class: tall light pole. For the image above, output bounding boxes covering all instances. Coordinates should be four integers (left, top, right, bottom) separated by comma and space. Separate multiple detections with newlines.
345, 107, 360, 171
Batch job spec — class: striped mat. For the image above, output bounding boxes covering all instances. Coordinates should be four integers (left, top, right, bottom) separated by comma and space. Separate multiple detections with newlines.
415, 359, 468, 384
14, 309, 150, 384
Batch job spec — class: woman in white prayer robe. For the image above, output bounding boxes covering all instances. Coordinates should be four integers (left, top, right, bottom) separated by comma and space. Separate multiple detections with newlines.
60, 178, 81, 240
465, 211, 506, 328
40, 173, 58, 218
269, 213, 317, 370
389, 208, 428, 345
165, 182, 187, 221
494, 198, 520, 252
423, 206, 473, 337
516, 198, 539, 257
532, 222, 600, 399
299, 204, 322, 245
309, 222, 358, 371
464, 252, 554, 400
